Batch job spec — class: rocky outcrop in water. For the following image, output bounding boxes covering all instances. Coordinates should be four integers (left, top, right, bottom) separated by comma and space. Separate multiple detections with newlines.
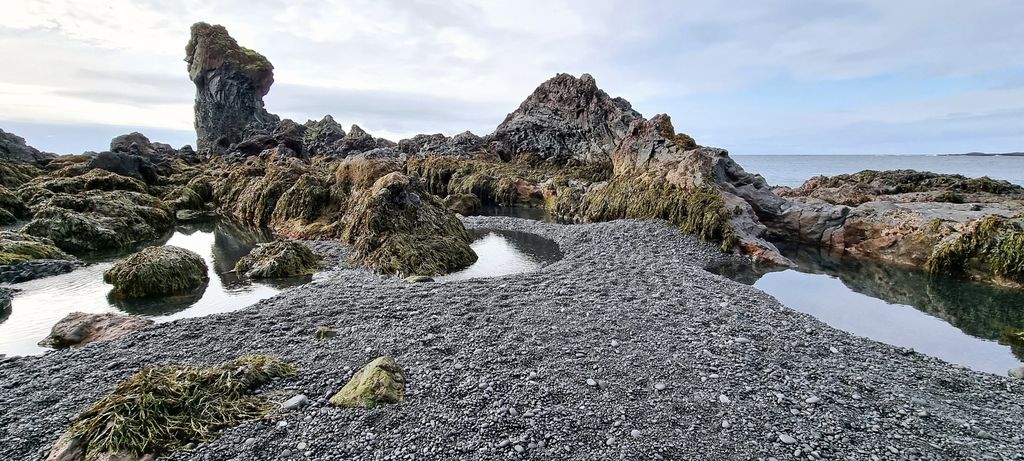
0, 232, 80, 283
38, 312, 153, 348
234, 239, 321, 278
104, 246, 209, 298
186, 22, 279, 153
343, 172, 477, 275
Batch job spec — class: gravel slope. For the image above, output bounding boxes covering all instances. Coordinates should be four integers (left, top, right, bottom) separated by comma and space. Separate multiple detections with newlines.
1, 217, 1022, 460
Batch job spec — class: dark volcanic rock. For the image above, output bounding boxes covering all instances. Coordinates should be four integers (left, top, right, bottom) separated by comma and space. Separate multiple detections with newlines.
303, 115, 346, 156
488, 73, 641, 163
86, 151, 160, 184
398, 131, 486, 157
0, 128, 55, 163
186, 22, 279, 154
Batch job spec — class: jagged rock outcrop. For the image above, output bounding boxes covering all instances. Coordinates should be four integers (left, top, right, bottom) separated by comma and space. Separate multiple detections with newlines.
488, 73, 641, 163
343, 172, 477, 275
332, 125, 396, 158
186, 22, 279, 153
110, 132, 179, 159
38, 312, 153, 348
303, 115, 347, 156
0, 128, 55, 163
398, 131, 487, 158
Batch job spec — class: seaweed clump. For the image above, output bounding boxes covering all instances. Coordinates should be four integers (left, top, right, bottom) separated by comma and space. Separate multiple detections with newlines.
343, 172, 477, 275
103, 246, 209, 298
925, 215, 1024, 285
234, 239, 321, 278
0, 231, 74, 265
552, 173, 739, 251
51, 355, 296, 460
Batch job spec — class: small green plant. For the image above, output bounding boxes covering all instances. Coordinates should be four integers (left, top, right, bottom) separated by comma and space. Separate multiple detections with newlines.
929, 218, 943, 234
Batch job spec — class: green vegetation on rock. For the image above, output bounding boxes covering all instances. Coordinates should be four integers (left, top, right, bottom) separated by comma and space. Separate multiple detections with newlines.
23, 190, 174, 253
926, 215, 1024, 286
329, 356, 406, 409
234, 239, 321, 278
104, 245, 209, 298
0, 231, 74, 265
59, 355, 296, 460
343, 172, 477, 275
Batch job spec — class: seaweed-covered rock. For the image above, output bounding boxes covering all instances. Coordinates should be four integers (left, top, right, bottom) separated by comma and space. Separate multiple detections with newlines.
86, 151, 160, 184
343, 172, 477, 275
46, 355, 295, 460
233, 240, 320, 278
38, 312, 153, 349
186, 22, 279, 153
23, 190, 173, 253
0, 287, 10, 317
777, 169, 1024, 206
329, 356, 406, 408
0, 231, 75, 265
443, 193, 481, 215
103, 246, 209, 298
0, 185, 29, 224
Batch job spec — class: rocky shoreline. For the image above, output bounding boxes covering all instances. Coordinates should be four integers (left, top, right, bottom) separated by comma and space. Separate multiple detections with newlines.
0, 217, 1021, 460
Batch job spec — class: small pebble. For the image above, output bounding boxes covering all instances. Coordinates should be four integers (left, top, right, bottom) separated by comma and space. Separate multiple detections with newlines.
654, 382, 667, 391
779, 434, 797, 445
586, 378, 597, 387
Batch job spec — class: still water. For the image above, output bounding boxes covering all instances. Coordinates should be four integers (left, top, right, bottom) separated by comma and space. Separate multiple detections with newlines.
733, 154, 1024, 188
712, 246, 1024, 375
436, 229, 562, 282
0, 220, 309, 356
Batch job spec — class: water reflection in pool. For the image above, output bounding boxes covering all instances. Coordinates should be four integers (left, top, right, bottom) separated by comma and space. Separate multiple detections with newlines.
712, 246, 1024, 375
0, 220, 309, 356
436, 229, 562, 282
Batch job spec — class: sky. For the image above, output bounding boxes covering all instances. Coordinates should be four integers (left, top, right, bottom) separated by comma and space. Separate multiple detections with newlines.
2, 0, 1023, 155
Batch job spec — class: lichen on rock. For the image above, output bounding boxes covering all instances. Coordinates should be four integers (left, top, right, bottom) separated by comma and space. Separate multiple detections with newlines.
329, 356, 406, 408
234, 239, 321, 278
103, 245, 209, 298
342, 172, 477, 275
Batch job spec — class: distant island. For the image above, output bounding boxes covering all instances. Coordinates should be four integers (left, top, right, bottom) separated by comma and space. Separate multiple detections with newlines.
945, 152, 1024, 157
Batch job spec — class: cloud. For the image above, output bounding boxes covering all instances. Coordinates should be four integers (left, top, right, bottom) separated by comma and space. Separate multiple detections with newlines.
1, 0, 1022, 154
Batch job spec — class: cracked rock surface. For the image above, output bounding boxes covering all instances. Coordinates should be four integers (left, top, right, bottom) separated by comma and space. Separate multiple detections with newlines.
0, 217, 1022, 460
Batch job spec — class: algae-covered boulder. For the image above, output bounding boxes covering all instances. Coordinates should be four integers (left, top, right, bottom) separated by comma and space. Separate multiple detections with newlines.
343, 172, 477, 275
0, 231, 74, 265
38, 312, 153, 349
0, 185, 29, 224
46, 355, 296, 461
329, 356, 406, 408
23, 190, 173, 253
233, 239, 320, 278
104, 246, 209, 298
443, 193, 481, 216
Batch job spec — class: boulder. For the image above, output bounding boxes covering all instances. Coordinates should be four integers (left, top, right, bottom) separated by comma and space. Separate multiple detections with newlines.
443, 193, 481, 215
343, 172, 477, 275
233, 240, 320, 278
103, 246, 209, 298
186, 22, 279, 153
38, 312, 153, 348
0, 185, 30, 224
329, 356, 407, 408
0, 232, 80, 282
86, 151, 160, 184
23, 190, 173, 253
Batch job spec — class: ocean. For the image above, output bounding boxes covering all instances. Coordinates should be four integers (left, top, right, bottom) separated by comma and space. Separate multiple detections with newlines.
732, 154, 1024, 188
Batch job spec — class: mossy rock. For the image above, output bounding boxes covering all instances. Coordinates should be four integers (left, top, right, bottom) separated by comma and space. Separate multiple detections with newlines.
343, 172, 477, 275
104, 246, 209, 298
233, 239, 321, 278
50, 355, 296, 460
926, 215, 1024, 286
23, 190, 173, 253
443, 193, 481, 215
0, 185, 29, 223
0, 231, 74, 265
329, 356, 406, 408
0, 287, 11, 317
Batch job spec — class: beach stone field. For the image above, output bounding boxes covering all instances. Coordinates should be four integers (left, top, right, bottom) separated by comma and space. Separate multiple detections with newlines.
1, 217, 1021, 460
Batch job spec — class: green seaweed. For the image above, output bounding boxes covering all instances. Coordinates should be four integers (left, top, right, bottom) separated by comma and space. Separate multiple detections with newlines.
67, 355, 296, 459
926, 215, 1024, 284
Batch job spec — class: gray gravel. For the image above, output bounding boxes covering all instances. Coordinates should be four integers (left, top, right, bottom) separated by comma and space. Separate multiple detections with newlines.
1, 217, 1023, 460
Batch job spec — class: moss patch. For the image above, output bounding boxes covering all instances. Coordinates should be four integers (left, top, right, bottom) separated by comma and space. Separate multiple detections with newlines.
329, 356, 406, 409
64, 355, 296, 459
